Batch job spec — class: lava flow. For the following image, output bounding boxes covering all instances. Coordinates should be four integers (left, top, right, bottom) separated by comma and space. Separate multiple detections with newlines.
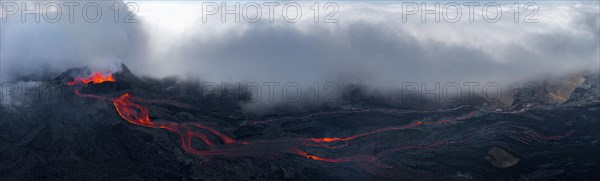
110, 92, 448, 159
310, 121, 428, 143
73, 88, 454, 165
67, 72, 115, 85
67, 74, 576, 174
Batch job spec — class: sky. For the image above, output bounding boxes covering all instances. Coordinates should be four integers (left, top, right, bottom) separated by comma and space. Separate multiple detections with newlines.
0, 1, 599, 110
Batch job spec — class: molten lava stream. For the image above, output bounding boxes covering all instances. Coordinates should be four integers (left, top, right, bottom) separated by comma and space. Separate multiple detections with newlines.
110, 92, 455, 162
309, 118, 460, 143
67, 72, 115, 85
112, 93, 265, 156
67, 73, 578, 174
69, 74, 463, 165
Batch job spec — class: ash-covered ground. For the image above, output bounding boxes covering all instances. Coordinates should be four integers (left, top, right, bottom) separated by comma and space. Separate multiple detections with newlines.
1, 66, 598, 181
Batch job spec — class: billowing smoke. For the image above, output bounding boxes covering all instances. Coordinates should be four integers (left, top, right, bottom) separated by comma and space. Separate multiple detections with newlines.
1, 1, 598, 113
0, 0, 146, 81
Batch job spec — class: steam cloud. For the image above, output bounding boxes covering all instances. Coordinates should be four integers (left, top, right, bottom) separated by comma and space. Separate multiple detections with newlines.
1, 1, 599, 112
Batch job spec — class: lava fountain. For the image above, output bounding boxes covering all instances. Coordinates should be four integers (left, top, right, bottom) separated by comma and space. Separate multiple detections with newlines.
67, 72, 115, 85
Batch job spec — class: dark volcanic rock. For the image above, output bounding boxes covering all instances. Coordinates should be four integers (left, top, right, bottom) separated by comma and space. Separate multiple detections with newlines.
511, 74, 587, 108
485, 147, 520, 168
565, 73, 600, 106
0, 68, 598, 180
112, 64, 144, 87
54, 67, 93, 84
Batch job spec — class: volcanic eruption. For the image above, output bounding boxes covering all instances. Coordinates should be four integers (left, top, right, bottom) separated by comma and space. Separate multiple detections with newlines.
66, 72, 115, 85
0, 64, 597, 180
39, 64, 594, 180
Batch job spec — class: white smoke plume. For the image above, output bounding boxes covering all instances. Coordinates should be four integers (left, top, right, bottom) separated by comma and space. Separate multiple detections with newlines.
1, 1, 598, 112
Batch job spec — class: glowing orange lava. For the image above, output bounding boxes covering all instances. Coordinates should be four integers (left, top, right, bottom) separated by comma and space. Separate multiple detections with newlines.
293, 149, 376, 163
105, 93, 575, 166
310, 121, 427, 143
113, 93, 154, 126
67, 77, 575, 174
67, 72, 115, 85
107, 92, 457, 162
